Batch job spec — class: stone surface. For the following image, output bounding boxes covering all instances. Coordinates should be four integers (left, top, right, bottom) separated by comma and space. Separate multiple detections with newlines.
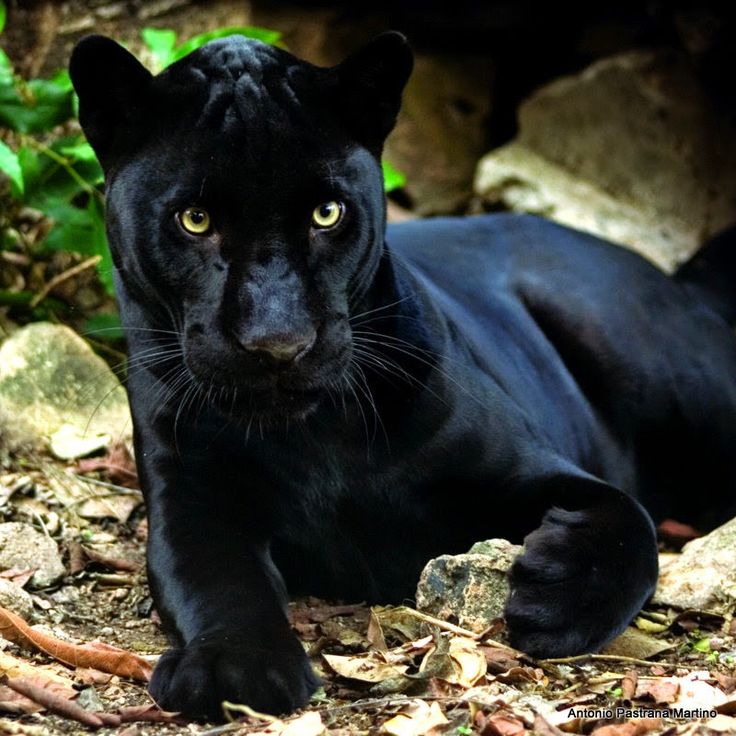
0, 521, 66, 589
416, 539, 522, 633
384, 53, 494, 216
0, 578, 34, 618
475, 50, 736, 272
653, 517, 736, 613
0, 322, 131, 453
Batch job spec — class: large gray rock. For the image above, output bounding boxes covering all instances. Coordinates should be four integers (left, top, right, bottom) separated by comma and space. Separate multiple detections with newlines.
384, 53, 493, 216
475, 50, 736, 272
0, 522, 65, 589
0, 578, 34, 618
416, 539, 522, 633
0, 322, 131, 454
654, 517, 736, 613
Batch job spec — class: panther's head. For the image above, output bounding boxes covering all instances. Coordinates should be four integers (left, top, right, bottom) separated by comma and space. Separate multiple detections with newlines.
70, 33, 413, 418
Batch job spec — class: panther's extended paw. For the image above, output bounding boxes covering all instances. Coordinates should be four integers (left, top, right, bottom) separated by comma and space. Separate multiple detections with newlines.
504, 505, 657, 658
149, 630, 319, 720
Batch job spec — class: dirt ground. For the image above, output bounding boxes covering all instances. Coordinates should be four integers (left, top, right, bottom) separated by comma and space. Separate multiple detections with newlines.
0, 450, 735, 736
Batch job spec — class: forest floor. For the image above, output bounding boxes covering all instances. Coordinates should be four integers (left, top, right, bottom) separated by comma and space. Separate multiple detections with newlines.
0, 450, 734, 736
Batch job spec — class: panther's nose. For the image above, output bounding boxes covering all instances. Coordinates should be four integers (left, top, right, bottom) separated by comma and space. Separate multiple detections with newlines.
241, 329, 316, 364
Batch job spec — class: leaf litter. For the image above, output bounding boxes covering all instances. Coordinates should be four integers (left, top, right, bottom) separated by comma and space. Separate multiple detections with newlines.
0, 456, 735, 733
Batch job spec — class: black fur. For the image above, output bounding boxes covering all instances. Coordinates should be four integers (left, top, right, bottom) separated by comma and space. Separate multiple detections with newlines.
70, 33, 736, 719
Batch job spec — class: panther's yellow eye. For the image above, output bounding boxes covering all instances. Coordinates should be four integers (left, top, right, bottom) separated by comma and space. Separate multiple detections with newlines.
311, 201, 343, 229
179, 207, 211, 234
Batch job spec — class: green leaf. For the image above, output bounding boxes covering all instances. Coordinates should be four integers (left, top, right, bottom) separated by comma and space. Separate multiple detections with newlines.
382, 160, 406, 193
0, 77, 74, 133
84, 312, 124, 341
141, 27, 178, 69
0, 1, 6, 34
693, 637, 711, 653
0, 139, 23, 196
59, 139, 99, 164
0, 48, 15, 88
170, 26, 282, 63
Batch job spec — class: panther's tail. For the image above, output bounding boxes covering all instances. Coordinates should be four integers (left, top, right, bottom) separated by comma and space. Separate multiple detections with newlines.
675, 224, 736, 324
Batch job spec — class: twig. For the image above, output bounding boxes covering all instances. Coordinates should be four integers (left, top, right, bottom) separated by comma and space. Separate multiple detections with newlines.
1, 674, 114, 728
30, 254, 101, 307
73, 474, 142, 496
540, 653, 688, 668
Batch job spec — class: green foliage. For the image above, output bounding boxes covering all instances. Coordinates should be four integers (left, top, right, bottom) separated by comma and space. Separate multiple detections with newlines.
0, 18, 406, 325
382, 160, 406, 193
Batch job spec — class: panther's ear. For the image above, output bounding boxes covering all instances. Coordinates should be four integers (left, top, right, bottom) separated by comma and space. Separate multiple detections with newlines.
69, 35, 153, 168
335, 31, 413, 154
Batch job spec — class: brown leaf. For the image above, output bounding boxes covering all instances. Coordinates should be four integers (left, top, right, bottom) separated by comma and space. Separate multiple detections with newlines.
0, 567, 36, 588
381, 700, 448, 736
0, 605, 153, 681
81, 546, 139, 573
77, 442, 139, 489
635, 678, 679, 704
479, 712, 526, 736
118, 704, 187, 724
75, 667, 113, 686
591, 719, 662, 736
480, 646, 521, 674
532, 714, 565, 736
1, 675, 108, 728
714, 672, 736, 695
622, 669, 638, 700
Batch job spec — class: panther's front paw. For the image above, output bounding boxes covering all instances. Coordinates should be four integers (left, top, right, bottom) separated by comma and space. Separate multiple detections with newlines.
149, 630, 319, 719
504, 505, 657, 658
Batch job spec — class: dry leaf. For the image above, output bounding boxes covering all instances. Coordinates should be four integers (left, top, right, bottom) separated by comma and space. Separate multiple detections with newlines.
622, 670, 638, 700
323, 652, 408, 683
381, 700, 448, 736
446, 637, 487, 687
591, 720, 662, 736
77, 441, 139, 488
0, 606, 153, 681
478, 711, 526, 736
635, 678, 680, 704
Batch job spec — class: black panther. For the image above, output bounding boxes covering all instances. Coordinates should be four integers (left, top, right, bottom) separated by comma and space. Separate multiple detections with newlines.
69, 32, 736, 718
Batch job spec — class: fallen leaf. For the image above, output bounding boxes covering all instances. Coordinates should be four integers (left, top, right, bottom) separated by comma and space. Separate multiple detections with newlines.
117, 704, 187, 725
480, 646, 521, 673
1, 675, 111, 728
635, 678, 680, 703
602, 627, 674, 659
280, 711, 326, 736
381, 700, 448, 736
323, 652, 408, 683
706, 714, 736, 732
446, 636, 487, 687
622, 670, 638, 700
0, 568, 36, 589
0, 606, 153, 681
77, 441, 139, 488
591, 720, 662, 736
477, 711, 526, 736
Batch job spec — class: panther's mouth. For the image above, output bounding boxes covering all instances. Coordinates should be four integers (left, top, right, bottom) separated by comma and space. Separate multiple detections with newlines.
202, 379, 329, 421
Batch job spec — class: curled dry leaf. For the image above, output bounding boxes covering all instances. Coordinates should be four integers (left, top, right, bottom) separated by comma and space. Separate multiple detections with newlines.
323, 652, 408, 683
590, 719, 662, 736
0, 605, 153, 681
475, 710, 526, 736
381, 700, 449, 736
446, 636, 487, 687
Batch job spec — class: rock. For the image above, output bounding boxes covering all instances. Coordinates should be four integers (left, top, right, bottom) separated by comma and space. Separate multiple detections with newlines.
0, 521, 66, 589
0, 322, 131, 454
474, 50, 736, 271
653, 517, 736, 613
416, 539, 522, 633
0, 578, 34, 618
384, 53, 493, 216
